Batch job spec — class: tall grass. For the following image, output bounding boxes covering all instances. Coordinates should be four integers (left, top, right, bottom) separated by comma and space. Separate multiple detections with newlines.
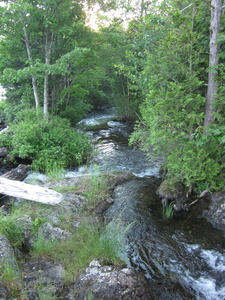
162, 202, 175, 220
31, 220, 127, 282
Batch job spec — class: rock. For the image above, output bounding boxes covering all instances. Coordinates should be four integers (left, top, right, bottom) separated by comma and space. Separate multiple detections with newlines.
74, 260, 153, 300
203, 192, 225, 233
0, 235, 19, 273
0, 147, 10, 169
22, 260, 65, 299
0, 147, 9, 159
0, 282, 11, 299
38, 222, 71, 242
17, 215, 34, 250
157, 180, 185, 201
157, 180, 189, 211
1, 164, 30, 181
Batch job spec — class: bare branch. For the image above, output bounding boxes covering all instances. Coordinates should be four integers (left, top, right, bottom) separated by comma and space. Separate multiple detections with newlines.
180, 3, 194, 12
188, 188, 210, 207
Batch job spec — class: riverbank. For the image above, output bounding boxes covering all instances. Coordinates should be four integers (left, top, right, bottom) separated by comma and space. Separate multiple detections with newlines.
0, 170, 193, 299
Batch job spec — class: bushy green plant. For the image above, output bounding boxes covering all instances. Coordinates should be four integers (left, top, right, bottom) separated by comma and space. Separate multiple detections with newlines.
0, 99, 6, 119
59, 102, 92, 126
0, 108, 92, 173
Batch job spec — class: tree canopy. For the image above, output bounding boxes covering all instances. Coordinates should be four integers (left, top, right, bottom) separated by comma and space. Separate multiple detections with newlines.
0, 0, 225, 190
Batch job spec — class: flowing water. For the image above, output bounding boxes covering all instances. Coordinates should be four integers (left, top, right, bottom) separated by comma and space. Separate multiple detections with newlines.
77, 109, 225, 300
27, 109, 225, 299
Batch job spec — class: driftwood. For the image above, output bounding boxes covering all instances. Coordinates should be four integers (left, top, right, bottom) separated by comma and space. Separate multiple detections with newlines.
0, 177, 62, 205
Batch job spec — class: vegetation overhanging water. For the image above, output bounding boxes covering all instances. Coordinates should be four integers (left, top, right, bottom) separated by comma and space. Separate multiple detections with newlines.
79, 110, 225, 300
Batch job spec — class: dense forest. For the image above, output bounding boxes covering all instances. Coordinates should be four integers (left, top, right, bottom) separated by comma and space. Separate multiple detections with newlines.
0, 0, 225, 193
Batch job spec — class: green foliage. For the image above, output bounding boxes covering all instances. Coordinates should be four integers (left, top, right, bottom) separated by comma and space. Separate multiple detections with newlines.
31, 217, 48, 233
59, 103, 91, 126
0, 263, 24, 299
0, 217, 24, 248
0, 108, 92, 173
163, 202, 175, 220
31, 235, 54, 257
0, 99, 6, 119
83, 165, 108, 205
129, 1, 225, 190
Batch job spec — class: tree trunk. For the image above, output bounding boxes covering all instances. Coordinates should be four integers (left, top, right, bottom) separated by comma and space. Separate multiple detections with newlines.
43, 28, 54, 118
23, 27, 40, 108
204, 0, 223, 130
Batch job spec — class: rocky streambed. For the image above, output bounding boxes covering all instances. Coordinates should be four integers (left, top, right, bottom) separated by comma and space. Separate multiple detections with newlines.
0, 171, 184, 300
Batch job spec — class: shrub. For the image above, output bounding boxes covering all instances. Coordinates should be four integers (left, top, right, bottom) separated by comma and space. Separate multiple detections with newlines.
0, 109, 92, 173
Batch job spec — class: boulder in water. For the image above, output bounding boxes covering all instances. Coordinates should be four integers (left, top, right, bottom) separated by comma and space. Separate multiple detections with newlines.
203, 192, 225, 233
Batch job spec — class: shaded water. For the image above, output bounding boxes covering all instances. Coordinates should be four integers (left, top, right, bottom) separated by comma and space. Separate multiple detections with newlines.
105, 179, 225, 299
78, 110, 225, 300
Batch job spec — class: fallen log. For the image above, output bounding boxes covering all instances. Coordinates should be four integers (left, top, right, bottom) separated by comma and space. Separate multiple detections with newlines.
0, 177, 62, 205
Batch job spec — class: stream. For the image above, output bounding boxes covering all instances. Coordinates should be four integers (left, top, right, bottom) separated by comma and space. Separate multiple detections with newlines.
78, 109, 225, 300
27, 109, 225, 299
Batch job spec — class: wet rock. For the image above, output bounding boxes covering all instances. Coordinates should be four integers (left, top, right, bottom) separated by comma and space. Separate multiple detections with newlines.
203, 192, 225, 234
74, 260, 153, 300
157, 180, 185, 201
95, 200, 112, 215
1, 164, 30, 181
157, 180, 189, 211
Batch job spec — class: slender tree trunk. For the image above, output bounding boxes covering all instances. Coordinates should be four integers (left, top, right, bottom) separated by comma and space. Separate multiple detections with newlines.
43, 28, 54, 118
23, 27, 40, 108
204, 0, 222, 130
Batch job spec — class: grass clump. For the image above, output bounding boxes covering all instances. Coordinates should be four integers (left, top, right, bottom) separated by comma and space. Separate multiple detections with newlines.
83, 166, 108, 205
0, 263, 24, 299
0, 217, 24, 248
31, 220, 126, 282
163, 202, 175, 220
